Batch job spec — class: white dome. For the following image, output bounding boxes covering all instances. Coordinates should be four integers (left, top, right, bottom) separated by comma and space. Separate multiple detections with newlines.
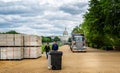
63, 28, 68, 35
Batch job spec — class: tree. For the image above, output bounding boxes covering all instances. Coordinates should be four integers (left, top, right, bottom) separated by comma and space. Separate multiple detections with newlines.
0, 30, 19, 34
54, 36, 61, 41
68, 37, 72, 42
42, 36, 52, 43
72, 25, 84, 34
81, 0, 104, 48
81, 0, 120, 49
6, 30, 19, 34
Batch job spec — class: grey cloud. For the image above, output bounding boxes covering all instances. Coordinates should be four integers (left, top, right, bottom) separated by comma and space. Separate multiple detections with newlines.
59, 2, 88, 15
0, 22, 21, 28
0, 0, 89, 36
0, 23, 11, 28
0, 1, 45, 15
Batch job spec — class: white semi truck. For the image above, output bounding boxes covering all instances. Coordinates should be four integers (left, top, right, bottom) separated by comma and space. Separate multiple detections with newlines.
70, 33, 87, 52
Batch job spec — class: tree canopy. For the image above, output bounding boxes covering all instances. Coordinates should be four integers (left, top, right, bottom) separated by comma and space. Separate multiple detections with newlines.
42, 36, 52, 43
0, 30, 19, 34
53, 36, 61, 41
72, 0, 120, 50
72, 25, 84, 35
82, 0, 120, 48
42, 36, 61, 43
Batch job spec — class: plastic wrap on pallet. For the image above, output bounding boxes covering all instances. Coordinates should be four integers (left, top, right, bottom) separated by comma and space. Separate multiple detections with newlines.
0, 47, 23, 60
0, 34, 23, 46
37, 36, 42, 46
0, 34, 42, 47
0, 34, 42, 60
0, 47, 7, 59
0, 34, 7, 46
6, 34, 14, 46
24, 35, 42, 46
24, 47, 41, 58
15, 34, 23, 46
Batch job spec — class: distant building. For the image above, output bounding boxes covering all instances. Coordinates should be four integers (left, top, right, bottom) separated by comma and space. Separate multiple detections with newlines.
49, 28, 70, 44
59, 28, 70, 44
51, 36, 55, 40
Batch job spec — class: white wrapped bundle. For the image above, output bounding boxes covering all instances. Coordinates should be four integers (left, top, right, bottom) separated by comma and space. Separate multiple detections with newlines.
0, 34, 7, 46
0, 47, 7, 59
0, 34, 42, 47
0, 34, 42, 60
13, 47, 23, 59
24, 47, 41, 58
24, 35, 41, 46
0, 47, 23, 60
0, 34, 24, 46
37, 47, 41, 56
6, 34, 14, 46
7, 47, 23, 59
15, 34, 23, 46
7, 48, 14, 59
37, 36, 42, 46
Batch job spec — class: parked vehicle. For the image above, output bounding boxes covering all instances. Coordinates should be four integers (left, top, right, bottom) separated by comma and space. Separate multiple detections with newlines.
70, 33, 87, 52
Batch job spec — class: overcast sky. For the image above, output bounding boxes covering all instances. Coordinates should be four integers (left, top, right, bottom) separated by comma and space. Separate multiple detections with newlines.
0, 0, 89, 36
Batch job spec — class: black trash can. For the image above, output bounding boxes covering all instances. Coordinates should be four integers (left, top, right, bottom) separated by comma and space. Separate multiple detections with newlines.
50, 51, 63, 70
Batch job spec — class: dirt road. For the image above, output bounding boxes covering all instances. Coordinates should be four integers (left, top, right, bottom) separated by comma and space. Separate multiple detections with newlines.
0, 45, 120, 73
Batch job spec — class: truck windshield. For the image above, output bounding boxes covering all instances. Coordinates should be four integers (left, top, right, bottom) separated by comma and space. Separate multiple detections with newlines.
74, 36, 83, 42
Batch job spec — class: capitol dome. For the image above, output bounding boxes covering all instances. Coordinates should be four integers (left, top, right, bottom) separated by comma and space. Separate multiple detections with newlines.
63, 28, 68, 36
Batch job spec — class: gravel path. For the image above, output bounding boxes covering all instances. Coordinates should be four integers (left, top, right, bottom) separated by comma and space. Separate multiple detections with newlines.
0, 45, 120, 73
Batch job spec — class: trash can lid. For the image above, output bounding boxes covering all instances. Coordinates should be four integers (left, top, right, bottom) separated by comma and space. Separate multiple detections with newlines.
50, 51, 63, 55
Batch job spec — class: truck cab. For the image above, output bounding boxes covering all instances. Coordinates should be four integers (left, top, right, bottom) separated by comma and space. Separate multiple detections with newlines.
70, 34, 86, 52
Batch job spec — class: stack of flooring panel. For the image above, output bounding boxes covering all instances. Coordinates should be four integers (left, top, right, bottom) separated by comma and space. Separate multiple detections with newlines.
0, 47, 23, 60
0, 34, 7, 46
15, 34, 24, 46
24, 47, 41, 58
0, 34, 42, 60
6, 34, 14, 46
23, 35, 41, 47
23, 35, 42, 58
0, 34, 23, 47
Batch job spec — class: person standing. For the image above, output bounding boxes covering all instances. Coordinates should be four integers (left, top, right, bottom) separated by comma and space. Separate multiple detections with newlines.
52, 41, 58, 51
44, 42, 50, 59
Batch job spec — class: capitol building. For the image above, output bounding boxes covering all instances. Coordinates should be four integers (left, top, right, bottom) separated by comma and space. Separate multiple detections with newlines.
59, 28, 70, 44
50, 28, 70, 44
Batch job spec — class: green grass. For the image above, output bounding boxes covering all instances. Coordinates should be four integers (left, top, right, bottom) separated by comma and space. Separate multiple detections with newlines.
41, 43, 63, 53
41, 44, 52, 53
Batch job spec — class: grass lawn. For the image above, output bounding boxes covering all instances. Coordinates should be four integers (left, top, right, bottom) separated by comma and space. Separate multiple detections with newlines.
41, 42, 63, 53
41, 44, 52, 53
